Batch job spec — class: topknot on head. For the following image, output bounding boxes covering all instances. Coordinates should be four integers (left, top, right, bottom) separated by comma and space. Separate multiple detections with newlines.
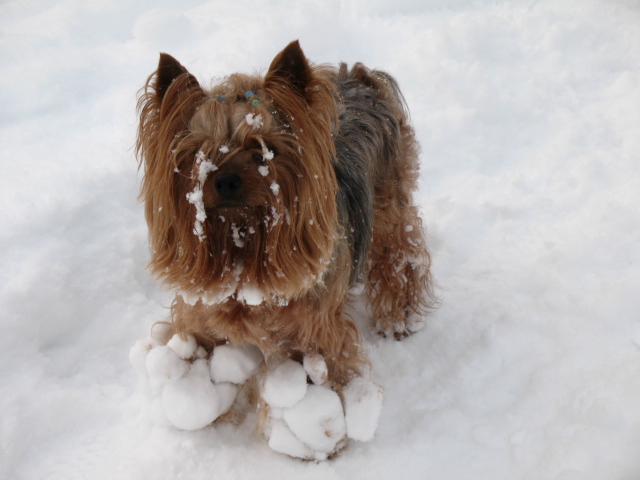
205, 91, 261, 106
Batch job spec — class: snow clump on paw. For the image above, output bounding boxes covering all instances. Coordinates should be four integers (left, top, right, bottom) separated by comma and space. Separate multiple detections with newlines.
343, 377, 383, 442
303, 354, 328, 385
162, 359, 237, 430
166, 333, 198, 360
145, 345, 189, 384
262, 360, 308, 408
261, 357, 347, 460
131, 332, 267, 432
149, 322, 175, 346
129, 338, 154, 376
210, 344, 263, 384
282, 385, 346, 460
261, 356, 385, 460
267, 418, 314, 459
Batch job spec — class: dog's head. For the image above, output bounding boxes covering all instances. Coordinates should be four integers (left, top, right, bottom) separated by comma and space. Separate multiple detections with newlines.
136, 41, 340, 305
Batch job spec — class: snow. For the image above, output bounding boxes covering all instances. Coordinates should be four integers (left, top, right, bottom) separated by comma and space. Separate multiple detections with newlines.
161, 359, 237, 431
166, 333, 198, 360
262, 360, 308, 409
2, 0, 640, 479
236, 284, 265, 306
342, 377, 383, 442
245, 112, 264, 129
145, 345, 189, 384
136, 337, 244, 432
268, 418, 314, 459
303, 354, 328, 385
281, 384, 347, 460
187, 151, 219, 241
209, 344, 263, 384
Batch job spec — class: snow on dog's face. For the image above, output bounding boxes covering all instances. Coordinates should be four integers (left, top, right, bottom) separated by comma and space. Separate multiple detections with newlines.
136, 42, 340, 304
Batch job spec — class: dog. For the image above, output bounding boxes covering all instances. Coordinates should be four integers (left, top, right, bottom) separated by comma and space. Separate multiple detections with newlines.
136, 40, 435, 458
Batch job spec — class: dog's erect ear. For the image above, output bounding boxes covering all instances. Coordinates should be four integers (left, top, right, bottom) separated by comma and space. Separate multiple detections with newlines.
265, 40, 311, 97
155, 53, 199, 99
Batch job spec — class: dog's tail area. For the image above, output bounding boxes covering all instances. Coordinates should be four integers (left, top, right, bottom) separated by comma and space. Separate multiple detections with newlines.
336, 62, 412, 126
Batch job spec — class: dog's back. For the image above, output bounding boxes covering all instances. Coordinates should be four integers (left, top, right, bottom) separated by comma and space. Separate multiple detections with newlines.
332, 63, 419, 286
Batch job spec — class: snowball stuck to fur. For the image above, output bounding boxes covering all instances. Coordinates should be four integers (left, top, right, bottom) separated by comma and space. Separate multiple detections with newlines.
194, 346, 208, 359
166, 333, 197, 360
343, 377, 383, 441
209, 344, 263, 384
149, 322, 174, 346
162, 359, 237, 431
145, 345, 189, 383
213, 382, 239, 417
129, 339, 153, 376
303, 354, 328, 385
236, 285, 264, 306
262, 360, 308, 408
282, 384, 346, 454
267, 418, 313, 460
245, 112, 263, 128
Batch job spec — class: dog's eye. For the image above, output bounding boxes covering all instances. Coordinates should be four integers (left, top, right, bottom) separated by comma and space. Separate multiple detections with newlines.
251, 152, 264, 163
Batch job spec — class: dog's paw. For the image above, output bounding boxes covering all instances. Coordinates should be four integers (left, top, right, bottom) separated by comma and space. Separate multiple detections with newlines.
261, 357, 383, 461
376, 310, 426, 340
130, 333, 263, 430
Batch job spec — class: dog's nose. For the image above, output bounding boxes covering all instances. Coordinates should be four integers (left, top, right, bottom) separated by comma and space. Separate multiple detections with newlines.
215, 173, 242, 198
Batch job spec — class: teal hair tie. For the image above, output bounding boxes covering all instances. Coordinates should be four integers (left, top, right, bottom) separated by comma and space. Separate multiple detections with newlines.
245, 91, 260, 105
206, 94, 225, 102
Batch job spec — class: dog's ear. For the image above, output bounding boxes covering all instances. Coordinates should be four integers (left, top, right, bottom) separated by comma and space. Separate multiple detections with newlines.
265, 40, 311, 97
155, 53, 200, 99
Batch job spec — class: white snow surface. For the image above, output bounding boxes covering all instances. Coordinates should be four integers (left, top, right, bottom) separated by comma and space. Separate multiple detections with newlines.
2, 1, 640, 479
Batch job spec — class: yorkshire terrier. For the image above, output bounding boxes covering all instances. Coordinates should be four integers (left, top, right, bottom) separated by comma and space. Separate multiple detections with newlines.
135, 40, 435, 459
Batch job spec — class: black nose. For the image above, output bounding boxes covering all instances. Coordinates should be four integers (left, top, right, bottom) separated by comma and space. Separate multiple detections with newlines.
215, 174, 242, 198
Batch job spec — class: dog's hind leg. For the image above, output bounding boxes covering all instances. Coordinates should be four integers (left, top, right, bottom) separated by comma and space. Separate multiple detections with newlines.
365, 121, 436, 339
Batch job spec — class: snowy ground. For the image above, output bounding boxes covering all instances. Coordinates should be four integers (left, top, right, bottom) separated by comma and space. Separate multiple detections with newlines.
2, 0, 640, 478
